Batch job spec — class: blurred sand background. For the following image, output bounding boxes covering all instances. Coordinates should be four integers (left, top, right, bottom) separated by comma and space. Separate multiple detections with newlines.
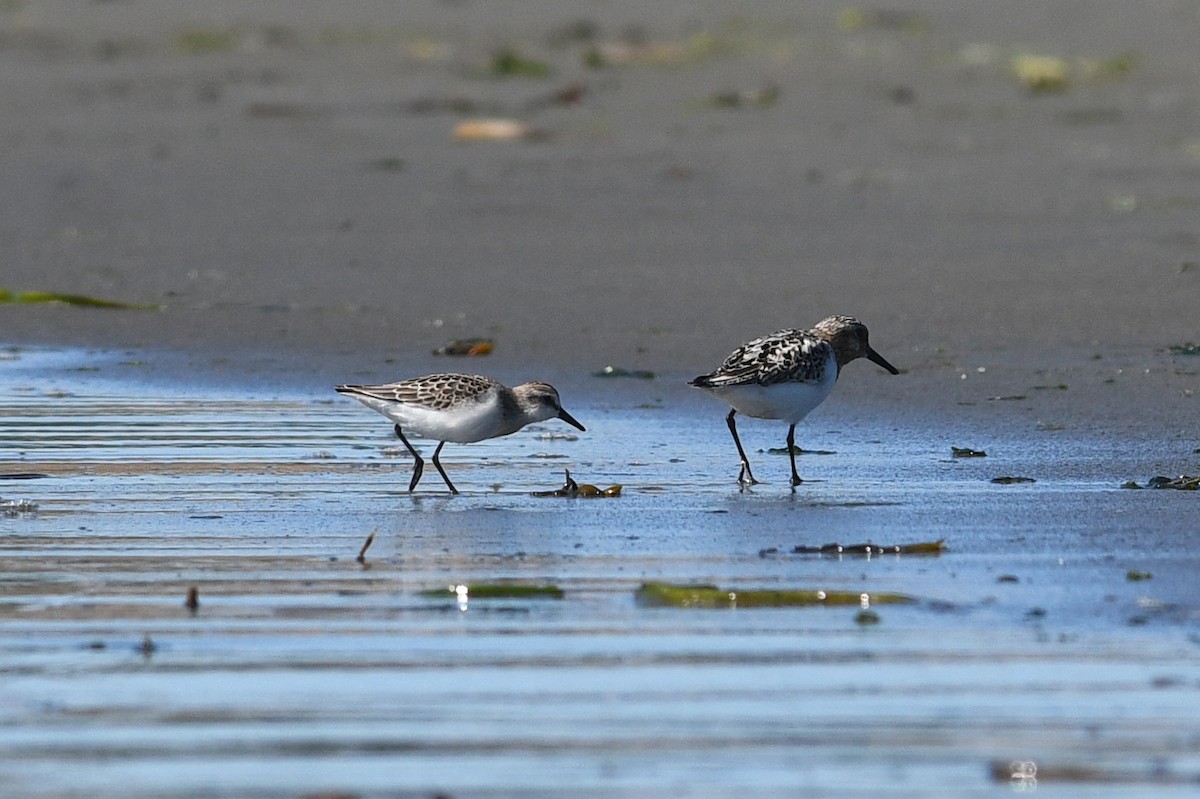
2, 0, 1198, 431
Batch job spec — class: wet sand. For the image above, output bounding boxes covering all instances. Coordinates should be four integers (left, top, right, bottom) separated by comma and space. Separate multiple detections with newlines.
3, 1, 1200, 796
3, 3, 1199, 378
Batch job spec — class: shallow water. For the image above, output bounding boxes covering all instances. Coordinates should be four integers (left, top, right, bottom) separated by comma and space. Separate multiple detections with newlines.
2, 350, 1200, 798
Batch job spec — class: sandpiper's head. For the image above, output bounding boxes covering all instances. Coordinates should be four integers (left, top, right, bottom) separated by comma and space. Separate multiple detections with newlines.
812, 315, 899, 375
514, 382, 586, 431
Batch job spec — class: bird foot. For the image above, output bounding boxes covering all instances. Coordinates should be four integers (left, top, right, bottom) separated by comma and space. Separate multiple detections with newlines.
737, 465, 760, 486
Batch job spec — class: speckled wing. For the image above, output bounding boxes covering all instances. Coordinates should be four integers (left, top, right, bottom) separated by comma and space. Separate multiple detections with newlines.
692, 329, 831, 388
338, 373, 499, 411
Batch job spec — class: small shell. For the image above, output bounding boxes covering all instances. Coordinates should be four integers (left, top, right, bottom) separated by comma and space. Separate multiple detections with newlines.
453, 118, 534, 142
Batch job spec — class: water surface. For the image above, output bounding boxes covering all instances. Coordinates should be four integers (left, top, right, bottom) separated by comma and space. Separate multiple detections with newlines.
2, 350, 1199, 798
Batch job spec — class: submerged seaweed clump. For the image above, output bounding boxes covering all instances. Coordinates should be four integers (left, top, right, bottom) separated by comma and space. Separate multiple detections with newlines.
421, 583, 564, 600
792, 540, 945, 556
951, 446, 987, 458
635, 582, 914, 609
1124, 475, 1200, 490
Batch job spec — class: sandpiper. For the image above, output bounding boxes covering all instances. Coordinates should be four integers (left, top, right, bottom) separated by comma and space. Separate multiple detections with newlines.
335, 373, 585, 494
689, 315, 898, 487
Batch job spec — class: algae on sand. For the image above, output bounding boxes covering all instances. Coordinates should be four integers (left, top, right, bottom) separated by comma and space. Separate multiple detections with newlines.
792, 540, 945, 556
0, 288, 159, 310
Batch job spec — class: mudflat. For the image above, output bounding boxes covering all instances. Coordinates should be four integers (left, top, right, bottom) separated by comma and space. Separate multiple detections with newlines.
4, 3, 1198, 383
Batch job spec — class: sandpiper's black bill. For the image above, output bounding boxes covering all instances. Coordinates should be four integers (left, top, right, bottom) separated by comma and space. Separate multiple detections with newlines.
558, 408, 586, 432
867, 347, 900, 375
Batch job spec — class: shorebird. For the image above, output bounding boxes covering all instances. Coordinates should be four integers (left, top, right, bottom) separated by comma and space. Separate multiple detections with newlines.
689, 315, 898, 487
335, 373, 585, 494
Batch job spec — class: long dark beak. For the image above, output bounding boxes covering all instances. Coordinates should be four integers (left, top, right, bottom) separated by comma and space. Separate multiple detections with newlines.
558, 407, 586, 432
866, 347, 900, 375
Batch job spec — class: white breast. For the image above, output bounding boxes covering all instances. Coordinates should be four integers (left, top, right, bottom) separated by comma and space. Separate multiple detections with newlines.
707, 351, 838, 423
351, 388, 510, 443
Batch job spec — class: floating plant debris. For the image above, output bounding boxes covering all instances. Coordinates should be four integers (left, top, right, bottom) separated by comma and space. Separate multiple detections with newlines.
420, 583, 564, 599
592, 365, 655, 379
1012, 54, 1070, 93
432, 337, 494, 356
1125, 475, 1200, 491
490, 47, 553, 78
635, 583, 914, 609
357, 530, 376, 563
0, 288, 158, 310
792, 540, 945, 556
991, 476, 1036, 485
1009, 51, 1136, 95
951, 446, 987, 458
1167, 343, 1200, 356
532, 469, 621, 498
0, 473, 50, 480
1126, 570, 1153, 581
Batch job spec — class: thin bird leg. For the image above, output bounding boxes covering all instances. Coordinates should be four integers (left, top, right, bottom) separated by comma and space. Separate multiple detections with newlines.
430, 440, 459, 495
787, 424, 803, 487
394, 424, 425, 492
726, 409, 759, 485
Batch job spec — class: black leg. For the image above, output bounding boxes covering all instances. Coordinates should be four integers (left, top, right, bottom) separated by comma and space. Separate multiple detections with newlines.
394, 424, 424, 492
787, 424, 802, 487
430, 440, 459, 495
726, 409, 758, 485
